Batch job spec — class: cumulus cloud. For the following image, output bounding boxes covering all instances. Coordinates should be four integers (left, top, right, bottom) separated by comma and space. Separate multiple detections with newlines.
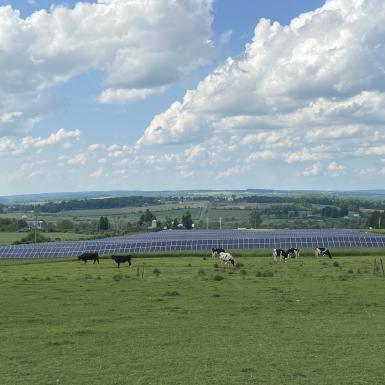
0, 128, 80, 155
67, 153, 87, 165
302, 162, 322, 177
138, 0, 385, 180
0, 0, 214, 133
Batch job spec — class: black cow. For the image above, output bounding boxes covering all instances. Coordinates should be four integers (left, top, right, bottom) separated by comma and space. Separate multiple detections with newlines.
211, 247, 226, 258
273, 248, 289, 262
78, 252, 99, 264
111, 255, 133, 268
315, 247, 332, 259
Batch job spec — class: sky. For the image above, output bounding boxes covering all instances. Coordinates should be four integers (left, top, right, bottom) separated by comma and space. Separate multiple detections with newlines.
1, 0, 385, 195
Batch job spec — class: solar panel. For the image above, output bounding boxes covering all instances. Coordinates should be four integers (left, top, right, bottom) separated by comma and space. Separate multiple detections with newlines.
1, 229, 385, 259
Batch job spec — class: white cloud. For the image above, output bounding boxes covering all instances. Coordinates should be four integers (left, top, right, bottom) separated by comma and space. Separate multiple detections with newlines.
327, 161, 346, 176
302, 162, 321, 177
137, 0, 385, 180
67, 153, 87, 165
0, 0, 214, 133
98, 87, 166, 103
247, 150, 276, 162
90, 166, 103, 177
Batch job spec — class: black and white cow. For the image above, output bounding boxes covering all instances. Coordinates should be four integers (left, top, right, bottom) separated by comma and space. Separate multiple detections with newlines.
111, 255, 133, 268
78, 252, 99, 264
287, 247, 300, 259
315, 247, 332, 258
272, 248, 289, 262
218, 251, 235, 267
211, 247, 226, 258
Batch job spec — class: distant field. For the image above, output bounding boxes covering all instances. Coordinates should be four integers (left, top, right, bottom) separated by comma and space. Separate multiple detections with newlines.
0, 232, 94, 245
1, 251, 385, 384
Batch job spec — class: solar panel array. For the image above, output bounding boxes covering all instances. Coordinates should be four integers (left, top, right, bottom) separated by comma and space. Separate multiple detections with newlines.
0, 229, 384, 259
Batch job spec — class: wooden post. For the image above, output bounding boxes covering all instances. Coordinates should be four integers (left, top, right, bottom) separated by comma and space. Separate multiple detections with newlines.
380, 258, 385, 277
141, 264, 144, 279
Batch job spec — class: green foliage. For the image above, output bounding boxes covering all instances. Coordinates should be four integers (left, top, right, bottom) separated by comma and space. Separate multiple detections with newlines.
13, 232, 51, 244
0, 218, 28, 232
138, 209, 156, 227
249, 209, 262, 228
98, 216, 109, 231
366, 211, 385, 228
56, 219, 74, 231
182, 211, 193, 229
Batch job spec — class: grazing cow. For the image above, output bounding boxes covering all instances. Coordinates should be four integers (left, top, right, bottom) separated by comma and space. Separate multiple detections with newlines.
287, 247, 300, 259
315, 247, 332, 259
272, 248, 289, 262
211, 247, 226, 258
78, 252, 99, 264
218, 251, 235, 267
111, 254, 133, 268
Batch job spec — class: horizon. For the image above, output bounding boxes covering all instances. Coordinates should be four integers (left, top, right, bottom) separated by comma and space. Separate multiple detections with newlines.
1, 0, 385, 194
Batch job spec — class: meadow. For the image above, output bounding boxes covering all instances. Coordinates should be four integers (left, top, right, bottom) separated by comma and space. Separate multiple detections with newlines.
1, 249, 385, 385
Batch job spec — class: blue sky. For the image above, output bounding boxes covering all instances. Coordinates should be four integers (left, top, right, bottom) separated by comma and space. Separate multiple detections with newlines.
1, 0, 385, 195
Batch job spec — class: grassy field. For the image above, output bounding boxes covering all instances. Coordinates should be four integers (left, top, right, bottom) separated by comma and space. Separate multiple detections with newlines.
1, 250, 385, 385
0, 232, 95, 245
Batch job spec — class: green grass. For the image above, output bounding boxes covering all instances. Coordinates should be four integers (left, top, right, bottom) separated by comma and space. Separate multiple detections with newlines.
1, 251, 385, 384
0, 232, 95, 245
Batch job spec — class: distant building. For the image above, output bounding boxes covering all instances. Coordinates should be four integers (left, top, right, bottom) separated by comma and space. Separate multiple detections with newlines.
26, 220, 45, 230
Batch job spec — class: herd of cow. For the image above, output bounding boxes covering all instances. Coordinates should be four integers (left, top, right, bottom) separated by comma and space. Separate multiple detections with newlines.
78, 246, 333, 268
77, 252, 132, 268
210, 246, 332, 266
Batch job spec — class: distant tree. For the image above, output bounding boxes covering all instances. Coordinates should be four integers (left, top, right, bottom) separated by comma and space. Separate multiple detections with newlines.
340, 207, 349, 217
99, 216, 109, 231
182, 211, 193, 229
164, 216, 173, 229
138, 209, 156, 226
249, 209, 262, 228
57, 219, 74, 231
172, 218, 179, 229
366, 211, 385, 228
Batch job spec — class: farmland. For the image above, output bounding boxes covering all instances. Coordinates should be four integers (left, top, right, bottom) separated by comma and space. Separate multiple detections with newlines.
1, 249, 385, 385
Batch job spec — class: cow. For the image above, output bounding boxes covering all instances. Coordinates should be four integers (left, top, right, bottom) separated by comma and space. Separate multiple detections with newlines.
315, 247, 332, 259
78, 252, 99, 264
211, 247, 226, 258
218, 251, 235, 267
287, 247, 300, 259
273, 248, 289, 262
111, 254, 133, 268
